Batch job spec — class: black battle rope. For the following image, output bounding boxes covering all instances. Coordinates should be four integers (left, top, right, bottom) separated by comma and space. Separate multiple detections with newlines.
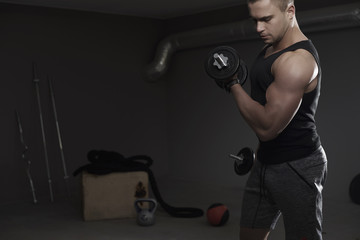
73, 150, 204, 218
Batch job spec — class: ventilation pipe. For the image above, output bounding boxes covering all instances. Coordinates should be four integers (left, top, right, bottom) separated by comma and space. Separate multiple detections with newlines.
145, 3, 360, 82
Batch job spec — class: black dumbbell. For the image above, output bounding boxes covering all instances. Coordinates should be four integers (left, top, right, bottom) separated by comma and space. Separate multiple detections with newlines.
229, 147, 254, 175
204, 46, 248, 92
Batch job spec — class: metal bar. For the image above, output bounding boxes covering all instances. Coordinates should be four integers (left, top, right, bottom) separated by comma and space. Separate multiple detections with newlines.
48, 76, 70, 198
33, 63, 54, 202
15, 110, 37, 204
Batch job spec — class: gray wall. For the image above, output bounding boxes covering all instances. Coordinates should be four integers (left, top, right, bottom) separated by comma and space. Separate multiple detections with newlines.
165, 26, 360, 203
0, 4, 168, 204
1, 3, 359, 206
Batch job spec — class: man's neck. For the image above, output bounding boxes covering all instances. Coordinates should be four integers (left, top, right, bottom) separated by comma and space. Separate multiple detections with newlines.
272, 19, 307, 52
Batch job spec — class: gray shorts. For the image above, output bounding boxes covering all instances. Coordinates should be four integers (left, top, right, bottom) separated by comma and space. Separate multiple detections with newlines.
240, 146, 327, 240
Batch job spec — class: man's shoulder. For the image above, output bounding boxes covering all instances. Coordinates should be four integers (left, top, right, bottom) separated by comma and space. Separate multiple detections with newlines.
276, 47, 315, 69
272, 48, 317, 86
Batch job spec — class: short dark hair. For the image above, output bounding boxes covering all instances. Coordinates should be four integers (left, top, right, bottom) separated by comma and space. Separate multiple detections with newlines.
247, 0, 294, 12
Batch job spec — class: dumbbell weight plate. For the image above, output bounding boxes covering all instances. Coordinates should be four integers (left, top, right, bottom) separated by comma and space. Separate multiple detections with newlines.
205, 46, 240, 81
234, 147, 254, 175
237, 59, 248, 86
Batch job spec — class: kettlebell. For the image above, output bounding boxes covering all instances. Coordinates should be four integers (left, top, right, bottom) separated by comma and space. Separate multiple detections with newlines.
134, 198, 157, 226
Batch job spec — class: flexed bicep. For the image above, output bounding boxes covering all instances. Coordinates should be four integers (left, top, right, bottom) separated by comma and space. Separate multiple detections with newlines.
230, 49, 318, 142
258, 50, 318, 141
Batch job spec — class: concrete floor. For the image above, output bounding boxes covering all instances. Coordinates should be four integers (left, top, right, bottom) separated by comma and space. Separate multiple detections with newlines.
0, 178, 359, 240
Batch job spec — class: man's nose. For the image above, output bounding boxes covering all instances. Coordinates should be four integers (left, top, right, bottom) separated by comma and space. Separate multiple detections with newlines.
256, 21, 265, 33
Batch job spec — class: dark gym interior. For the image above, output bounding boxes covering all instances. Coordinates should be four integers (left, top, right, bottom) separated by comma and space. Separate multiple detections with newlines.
1, 0, 360, 239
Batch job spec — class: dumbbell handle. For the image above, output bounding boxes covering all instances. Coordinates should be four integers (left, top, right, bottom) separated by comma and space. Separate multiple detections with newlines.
229, 154, 244, 164
213, 53, 228, 69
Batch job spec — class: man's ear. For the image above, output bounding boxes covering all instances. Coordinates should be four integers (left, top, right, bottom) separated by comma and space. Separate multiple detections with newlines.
287, 3, 295, 19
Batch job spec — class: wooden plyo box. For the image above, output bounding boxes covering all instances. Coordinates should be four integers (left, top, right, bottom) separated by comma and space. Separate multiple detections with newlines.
82, 171, 148, 221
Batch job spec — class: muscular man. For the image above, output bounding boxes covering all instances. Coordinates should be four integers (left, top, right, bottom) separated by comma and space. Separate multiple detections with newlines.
230, 0, 328, 239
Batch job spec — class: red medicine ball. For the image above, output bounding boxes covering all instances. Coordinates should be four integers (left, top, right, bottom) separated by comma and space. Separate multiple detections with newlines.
206, 203, 229, 226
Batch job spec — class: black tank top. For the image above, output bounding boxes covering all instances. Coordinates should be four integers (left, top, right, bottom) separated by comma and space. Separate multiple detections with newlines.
250, 40, 321, 164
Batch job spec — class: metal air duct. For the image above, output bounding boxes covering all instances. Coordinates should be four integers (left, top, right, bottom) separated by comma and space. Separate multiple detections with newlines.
145, 3, 360, 82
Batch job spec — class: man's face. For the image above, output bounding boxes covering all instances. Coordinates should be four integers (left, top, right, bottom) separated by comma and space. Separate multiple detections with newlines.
248, 0, 289, 45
